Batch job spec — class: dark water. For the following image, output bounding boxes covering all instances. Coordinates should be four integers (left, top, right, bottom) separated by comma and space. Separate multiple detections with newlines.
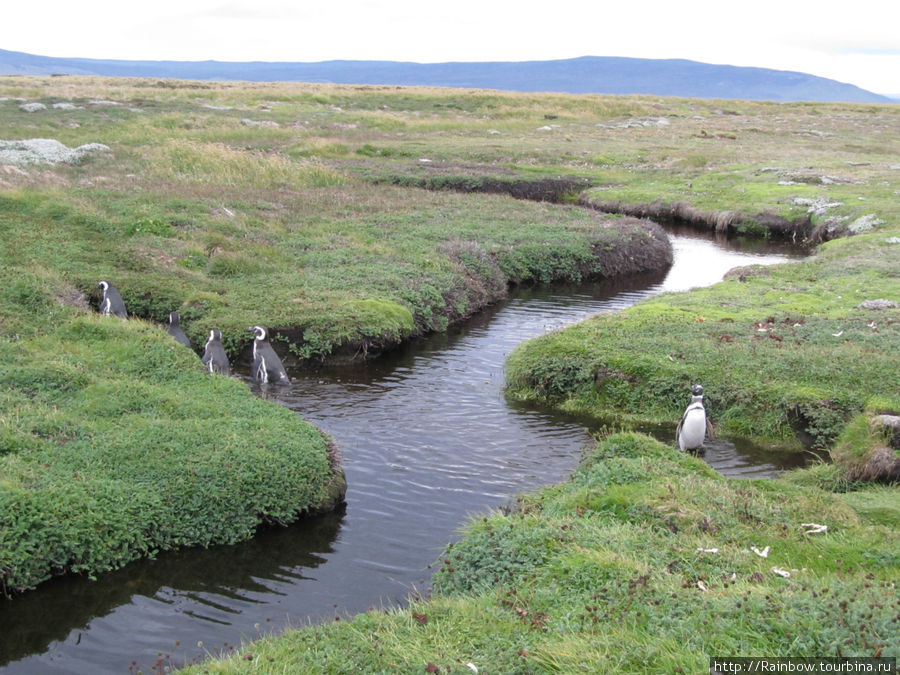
0, 230, 811, 673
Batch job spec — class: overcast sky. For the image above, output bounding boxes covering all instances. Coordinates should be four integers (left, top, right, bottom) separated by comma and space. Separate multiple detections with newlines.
5, 0, 899, 96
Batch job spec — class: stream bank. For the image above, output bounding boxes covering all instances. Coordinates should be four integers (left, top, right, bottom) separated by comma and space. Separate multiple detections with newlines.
0, 229, 812, 673
579, 193, 821, 242
505, 226, 899, 467
262, 213, 674, 365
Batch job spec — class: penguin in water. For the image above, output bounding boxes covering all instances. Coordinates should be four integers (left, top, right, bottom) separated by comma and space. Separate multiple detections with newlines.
248, 325, 290, 384
676, 384, 714, 451
97, 281, 127, 318
166, 311, 192, 349
201, 329, 231, 375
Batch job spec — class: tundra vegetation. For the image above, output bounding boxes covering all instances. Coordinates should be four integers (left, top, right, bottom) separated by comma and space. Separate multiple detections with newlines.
0, 77, 897, 670
185, 434, 898, 674
1, 79, 670, 594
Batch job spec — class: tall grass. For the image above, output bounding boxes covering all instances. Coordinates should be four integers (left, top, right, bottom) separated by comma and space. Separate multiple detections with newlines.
150, 140, 347, 188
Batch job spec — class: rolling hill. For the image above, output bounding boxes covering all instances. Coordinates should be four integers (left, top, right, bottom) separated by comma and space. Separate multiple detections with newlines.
0, 49, 893, 103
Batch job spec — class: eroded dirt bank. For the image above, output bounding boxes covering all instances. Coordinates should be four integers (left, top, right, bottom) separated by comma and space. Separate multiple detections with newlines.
579, 194, 824, 243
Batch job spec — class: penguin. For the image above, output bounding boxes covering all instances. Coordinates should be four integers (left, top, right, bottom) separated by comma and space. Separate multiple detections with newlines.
248, 325, 289, 384
201, 329, 231, 375
676, 383, 714, 451
97, 280, 127, 318
166, 311, 192, 349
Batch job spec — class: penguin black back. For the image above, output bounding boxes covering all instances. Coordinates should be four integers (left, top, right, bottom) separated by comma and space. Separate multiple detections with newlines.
97, 280, 127, 318
249, 325, 289, 384
202, 329, 231, 375
166, 311, 192, 349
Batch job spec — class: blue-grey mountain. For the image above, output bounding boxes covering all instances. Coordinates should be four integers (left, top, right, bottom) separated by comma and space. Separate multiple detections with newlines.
0, 49, 892, 103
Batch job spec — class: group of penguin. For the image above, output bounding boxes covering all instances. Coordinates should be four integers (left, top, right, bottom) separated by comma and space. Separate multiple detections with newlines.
100, 280, 716, 448
98, 280, 290, 384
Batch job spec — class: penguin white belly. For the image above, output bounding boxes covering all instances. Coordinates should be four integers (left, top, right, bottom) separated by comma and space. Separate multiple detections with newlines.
254, 355, 269, 383
678, 406, 707, 451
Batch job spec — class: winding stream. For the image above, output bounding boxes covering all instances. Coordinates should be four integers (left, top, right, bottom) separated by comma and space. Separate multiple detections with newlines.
0, 228, 810, 673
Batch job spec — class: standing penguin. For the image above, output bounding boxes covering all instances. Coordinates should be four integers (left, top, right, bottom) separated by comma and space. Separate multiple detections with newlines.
97, 281, 127, 318
166, 311, 192, 349
676, 384, 714, 451
201, 329, 231, 375
248, 325, 290, 384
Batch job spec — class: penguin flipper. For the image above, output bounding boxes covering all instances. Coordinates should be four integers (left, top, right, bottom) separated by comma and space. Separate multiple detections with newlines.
675, 409, 688, 449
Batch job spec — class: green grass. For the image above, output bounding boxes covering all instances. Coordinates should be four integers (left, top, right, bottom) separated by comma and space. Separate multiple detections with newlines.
0, 261, 344, 594
2, 77, 898, 666
1, 78, 674, 594
506, 229, 900, 454
0, 180, 662, 360
183, 434, 899, 674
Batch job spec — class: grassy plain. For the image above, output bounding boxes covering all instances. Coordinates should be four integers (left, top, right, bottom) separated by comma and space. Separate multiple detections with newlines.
1, 79, 677, 359
1, 78, 672, 593
1, 77, 898, 670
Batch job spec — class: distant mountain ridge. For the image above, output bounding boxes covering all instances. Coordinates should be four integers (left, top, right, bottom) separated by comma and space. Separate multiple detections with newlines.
0, 49, 893, 103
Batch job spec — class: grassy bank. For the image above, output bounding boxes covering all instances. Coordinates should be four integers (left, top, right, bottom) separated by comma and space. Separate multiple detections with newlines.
1, 78, 675, 593
0, 77, 680, 361
506, 227, 900, 454
183, 433, 898, 673
2, 77, 898, 665
0, 260, 346, 594
0, 184, 667, 362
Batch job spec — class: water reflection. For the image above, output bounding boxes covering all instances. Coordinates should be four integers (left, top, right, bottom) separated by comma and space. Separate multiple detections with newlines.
0, 230, 810, 673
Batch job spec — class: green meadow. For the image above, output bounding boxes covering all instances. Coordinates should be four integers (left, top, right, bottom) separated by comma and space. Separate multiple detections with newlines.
1, 77, 897, 670
1, 78, 671, 594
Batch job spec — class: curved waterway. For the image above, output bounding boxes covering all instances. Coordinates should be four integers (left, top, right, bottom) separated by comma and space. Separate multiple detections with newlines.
0, 229, 811, 673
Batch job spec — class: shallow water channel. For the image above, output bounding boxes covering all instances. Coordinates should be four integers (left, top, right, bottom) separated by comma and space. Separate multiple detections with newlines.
0, 229, 811, 673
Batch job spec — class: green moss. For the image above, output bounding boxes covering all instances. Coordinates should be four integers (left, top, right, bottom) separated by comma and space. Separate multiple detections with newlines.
184, 434, 899, 673
347, 298, 415, 336
0, 271, 340, 594
506, 247, 900, 450
2, 77, 898, 665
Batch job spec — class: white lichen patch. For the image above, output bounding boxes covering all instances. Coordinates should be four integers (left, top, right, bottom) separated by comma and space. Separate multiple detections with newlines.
240, 118, 280, 128
19, 102, 47, 112
0, 139, 111, 166
597, 117, 671, 129
792, 197, 844, 216
848, 213, 883, 233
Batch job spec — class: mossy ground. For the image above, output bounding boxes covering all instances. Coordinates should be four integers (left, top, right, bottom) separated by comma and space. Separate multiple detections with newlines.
1, 79, 673, 593
2, 78, 898, 665
183, 434, 898, 674
506, 229, 899, 452
0, 267, 342, 594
